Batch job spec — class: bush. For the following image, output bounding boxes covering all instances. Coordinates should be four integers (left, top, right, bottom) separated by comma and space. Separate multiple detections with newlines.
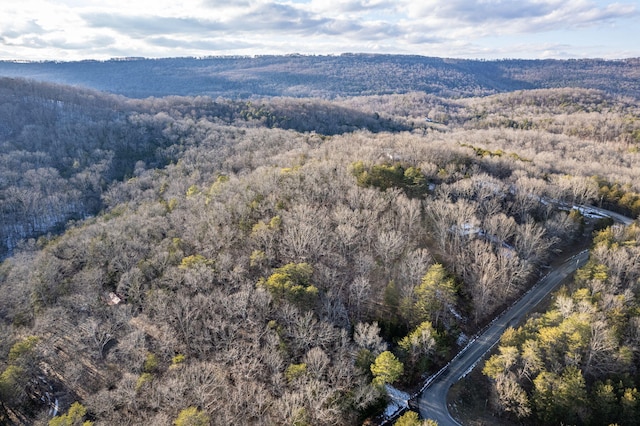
174, 407, 210, 426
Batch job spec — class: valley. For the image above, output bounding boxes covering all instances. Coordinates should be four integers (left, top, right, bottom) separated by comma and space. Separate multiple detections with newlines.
0, 57, 639, 425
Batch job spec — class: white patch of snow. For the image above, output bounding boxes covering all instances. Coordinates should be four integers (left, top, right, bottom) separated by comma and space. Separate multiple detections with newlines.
384, 384, 410, 418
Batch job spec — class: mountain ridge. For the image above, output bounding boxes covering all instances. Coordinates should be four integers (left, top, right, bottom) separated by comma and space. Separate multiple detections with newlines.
1, 54, 639, 99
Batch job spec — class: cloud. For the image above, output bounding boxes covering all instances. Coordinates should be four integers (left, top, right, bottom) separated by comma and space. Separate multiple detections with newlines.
349, 21, 404, 39
407, 0, 555, 22
148, 36, 252, 50
239, 3, 331, 32
80, 2, 399, 41
1, 20, 46, 39
82, 3, 334, 38
82, 13, 227, 36
404, 33, 445, 45
0, 33, 116, 52
200, 0, 251, 7
0, 0, 638, 60
313, 0, 397, 14
541, 2, 638, 28
52, 35, 117, 50
403, 0, 638, 33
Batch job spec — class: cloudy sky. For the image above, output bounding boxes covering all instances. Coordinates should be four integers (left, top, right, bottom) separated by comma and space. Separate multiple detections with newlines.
1, 0, 638, 61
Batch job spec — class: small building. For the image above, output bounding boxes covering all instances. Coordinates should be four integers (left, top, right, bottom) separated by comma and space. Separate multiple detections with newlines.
105, 292, 122, 306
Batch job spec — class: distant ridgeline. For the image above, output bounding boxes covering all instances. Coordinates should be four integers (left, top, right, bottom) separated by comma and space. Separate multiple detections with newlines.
1, 55, 639, 99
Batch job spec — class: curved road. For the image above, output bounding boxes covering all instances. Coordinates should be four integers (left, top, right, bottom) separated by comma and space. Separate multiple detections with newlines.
415, 206, 634, 425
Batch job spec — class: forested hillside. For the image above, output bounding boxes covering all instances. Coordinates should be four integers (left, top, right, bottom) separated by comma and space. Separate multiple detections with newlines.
1, 55, 639, 99
482, 224, 640, 425
0, 78, 407, 259
1, 78, 639, 425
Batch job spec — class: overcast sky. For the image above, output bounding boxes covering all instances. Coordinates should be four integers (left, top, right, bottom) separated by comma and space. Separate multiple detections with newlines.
1, 0, 638, 61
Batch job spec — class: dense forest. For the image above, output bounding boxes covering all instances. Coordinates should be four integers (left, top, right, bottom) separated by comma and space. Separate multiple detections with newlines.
1, 55, 640, 99
0, 78, 408, 260
482, 223, 640, 425
0, 74, 639, 425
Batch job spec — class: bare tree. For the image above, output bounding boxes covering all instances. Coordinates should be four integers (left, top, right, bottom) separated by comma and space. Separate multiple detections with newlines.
584, 319, 618, 379
353, 322, 387, 356
304, 347, 330, 379
514, 219, 556, 265
493, 372, 531, 418
281, 204, 331, 262
80, 306, 129, 359
348, 275, 371, 321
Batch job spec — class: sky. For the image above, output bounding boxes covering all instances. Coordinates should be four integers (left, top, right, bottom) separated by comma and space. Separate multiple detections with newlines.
1, 0, 639, 61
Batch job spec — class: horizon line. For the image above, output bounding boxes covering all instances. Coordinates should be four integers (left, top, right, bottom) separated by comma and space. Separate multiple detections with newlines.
2, 53, 640, 64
